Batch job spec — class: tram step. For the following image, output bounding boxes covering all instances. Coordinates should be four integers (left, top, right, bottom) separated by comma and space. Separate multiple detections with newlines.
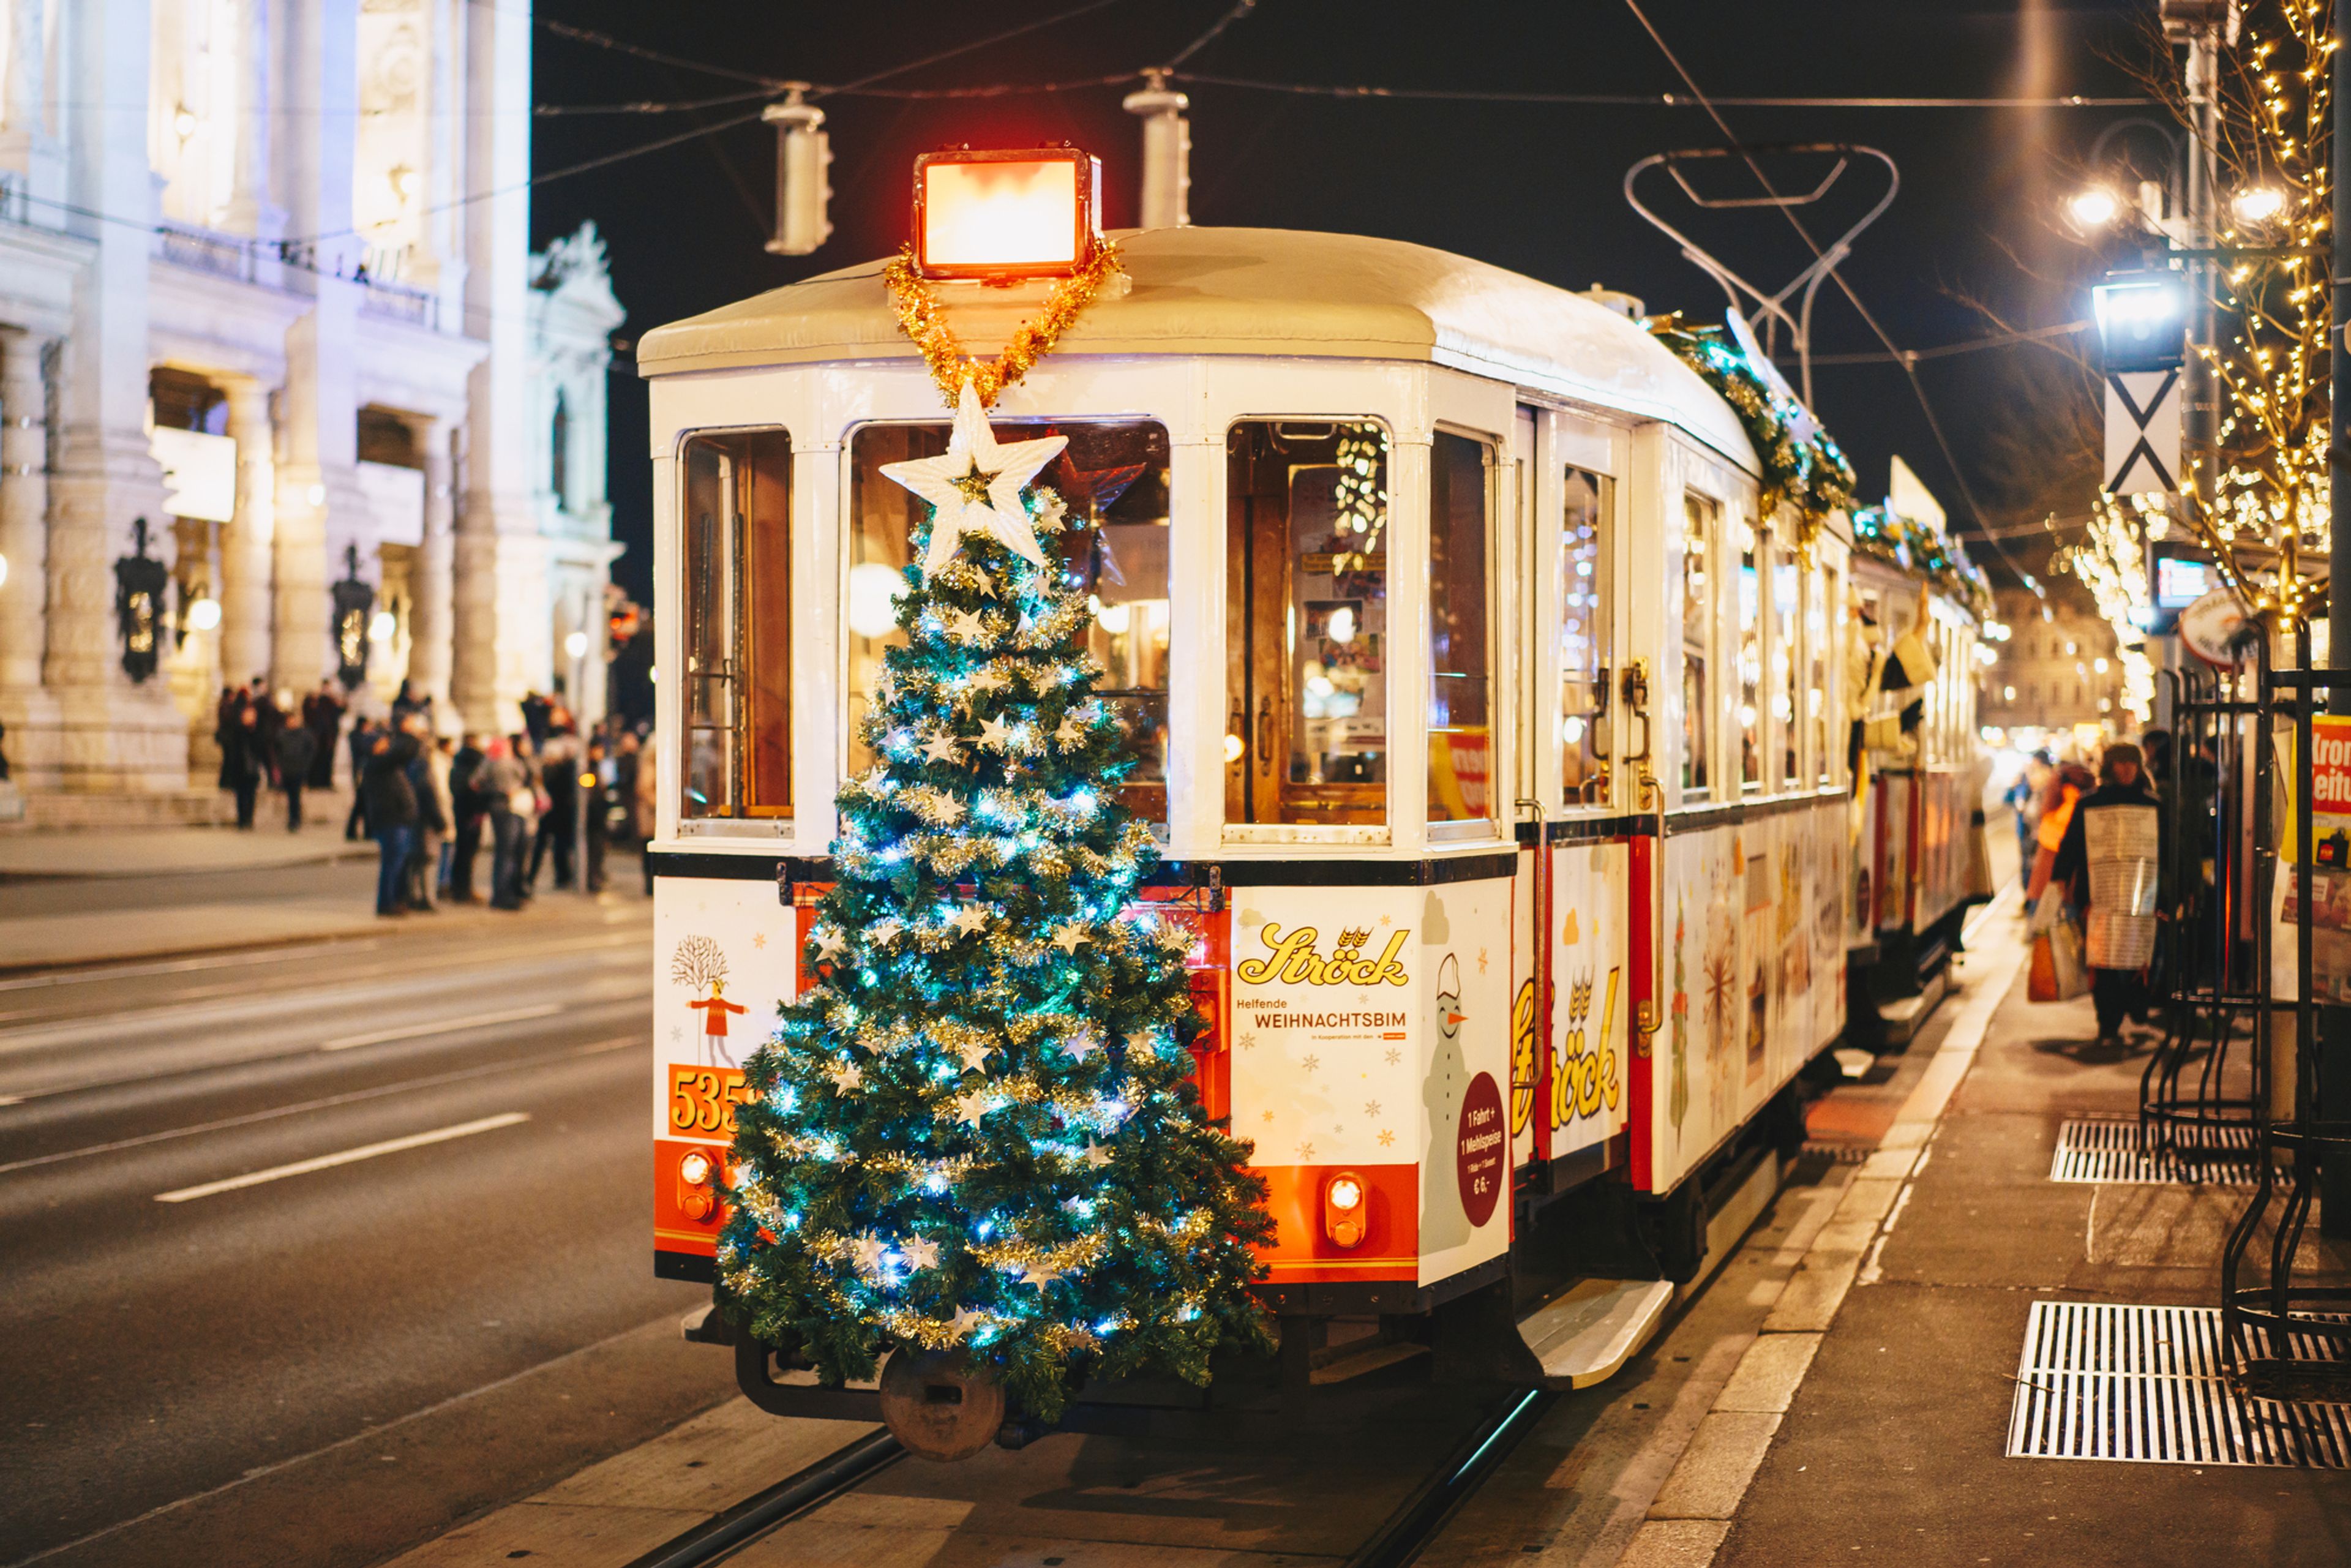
1515, 1277, 1674, 1390
1878, 969, 1950, 1047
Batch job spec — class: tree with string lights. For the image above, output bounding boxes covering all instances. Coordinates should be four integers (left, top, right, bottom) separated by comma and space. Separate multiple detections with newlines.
716, 383, 1272, 1435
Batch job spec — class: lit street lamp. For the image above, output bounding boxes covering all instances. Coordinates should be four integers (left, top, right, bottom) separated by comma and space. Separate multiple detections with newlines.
2091, 270, 2188, 373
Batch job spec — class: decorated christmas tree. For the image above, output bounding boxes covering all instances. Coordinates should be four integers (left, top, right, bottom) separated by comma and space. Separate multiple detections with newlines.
720, 382, 1272, 1427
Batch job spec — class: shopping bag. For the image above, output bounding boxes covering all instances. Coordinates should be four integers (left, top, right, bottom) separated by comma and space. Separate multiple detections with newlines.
2028, 912, 2091, 1002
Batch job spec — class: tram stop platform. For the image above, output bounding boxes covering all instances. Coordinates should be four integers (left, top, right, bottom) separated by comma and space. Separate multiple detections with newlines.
1521, 895, 2351, 1568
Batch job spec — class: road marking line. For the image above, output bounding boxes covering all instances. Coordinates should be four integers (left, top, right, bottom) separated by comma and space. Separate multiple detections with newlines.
319, 1002, 565, 1052
0, 993, 648, 1103
154, 1112, 529, 1202
0, 1037, 636, 1176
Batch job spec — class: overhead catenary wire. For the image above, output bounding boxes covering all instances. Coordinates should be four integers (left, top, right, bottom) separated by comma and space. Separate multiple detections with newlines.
1169, 74, 2153, 110
1618, 0, 2045, 595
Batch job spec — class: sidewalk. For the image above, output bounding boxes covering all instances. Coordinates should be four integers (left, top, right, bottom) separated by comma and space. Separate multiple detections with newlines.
0, 815, 368, 879
1693, 914, 2351, 1566
0, 816, 651, 970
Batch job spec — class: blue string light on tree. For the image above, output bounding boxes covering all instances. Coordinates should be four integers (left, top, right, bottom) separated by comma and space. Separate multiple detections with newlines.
719, 378, 1273, 1426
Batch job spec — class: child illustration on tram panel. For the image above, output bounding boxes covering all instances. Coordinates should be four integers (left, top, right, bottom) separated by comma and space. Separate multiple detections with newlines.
672, 934, 746, 1068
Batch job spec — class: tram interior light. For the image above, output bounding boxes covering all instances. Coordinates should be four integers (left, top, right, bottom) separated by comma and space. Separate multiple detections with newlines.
2091, 272, 2187, 372
848, 561, 908, 640
915, 148, 1100, 280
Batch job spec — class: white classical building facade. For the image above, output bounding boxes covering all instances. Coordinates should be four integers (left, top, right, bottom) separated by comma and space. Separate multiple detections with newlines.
0, 0, 621, 813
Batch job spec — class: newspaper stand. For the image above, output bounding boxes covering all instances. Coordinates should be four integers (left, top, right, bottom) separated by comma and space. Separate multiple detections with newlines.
2219, 620, 2351, 1399
2139, 664, 2261, 1168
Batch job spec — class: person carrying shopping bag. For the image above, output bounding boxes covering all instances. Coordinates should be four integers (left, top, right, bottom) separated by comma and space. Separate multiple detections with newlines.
2036, 743, 2162, 1047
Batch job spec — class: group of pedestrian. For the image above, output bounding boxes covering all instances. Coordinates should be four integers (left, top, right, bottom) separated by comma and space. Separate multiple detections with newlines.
214, 677, 347, 831
218, 675, 657, 917
2024, 734, 2178, 1049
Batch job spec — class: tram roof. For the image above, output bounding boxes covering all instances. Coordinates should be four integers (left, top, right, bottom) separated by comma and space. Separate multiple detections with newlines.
637, 226, 1758, 473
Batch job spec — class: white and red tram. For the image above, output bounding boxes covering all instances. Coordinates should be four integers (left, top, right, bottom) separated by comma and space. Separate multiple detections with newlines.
637, 200, 1962, 1397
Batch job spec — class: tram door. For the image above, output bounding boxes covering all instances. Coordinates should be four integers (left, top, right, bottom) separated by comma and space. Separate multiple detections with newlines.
1224, 421, 1394, 825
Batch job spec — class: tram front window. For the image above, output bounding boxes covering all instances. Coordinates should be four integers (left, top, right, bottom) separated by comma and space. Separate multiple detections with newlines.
1226, 420, 1392, 826
680, 427, 792, 823
1428, 430, 1495, 827
1560, 468, 1612, 802
846, 419, 1171, 825
1681, 493, 1714, 799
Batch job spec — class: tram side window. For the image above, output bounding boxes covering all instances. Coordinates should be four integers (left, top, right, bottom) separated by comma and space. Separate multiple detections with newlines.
1680, 493, 1714, 798
1736, 516, 1763, 792
1772, 537, 1799, 789
680, 429, 792, 822
1811, 562, 1835, 786
848, 420, 1172, 824
1226, 420, 1391, 827
1428, 431, 1494, 827
1560, 468, 1612, 803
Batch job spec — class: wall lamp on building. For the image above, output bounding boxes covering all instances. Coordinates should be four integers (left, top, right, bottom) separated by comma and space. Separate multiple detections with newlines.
113, 517, 170, 684
331, 543, 376, 691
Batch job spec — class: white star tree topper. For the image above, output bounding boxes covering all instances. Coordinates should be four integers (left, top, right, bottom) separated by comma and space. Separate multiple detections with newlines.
879, 382, 1068, 582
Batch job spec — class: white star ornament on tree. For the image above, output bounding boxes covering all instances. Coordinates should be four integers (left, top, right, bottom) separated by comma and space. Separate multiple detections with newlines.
879, 383, 1068, 582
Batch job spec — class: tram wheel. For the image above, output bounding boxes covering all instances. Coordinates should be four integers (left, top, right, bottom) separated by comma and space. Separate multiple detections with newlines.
878, 1348, 1008, 1462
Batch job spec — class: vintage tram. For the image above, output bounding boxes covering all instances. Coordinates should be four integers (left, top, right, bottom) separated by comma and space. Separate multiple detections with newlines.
638, 157, 1980, 1419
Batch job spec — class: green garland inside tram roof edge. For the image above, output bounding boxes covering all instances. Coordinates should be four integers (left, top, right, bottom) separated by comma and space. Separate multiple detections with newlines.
1648, 315, 1990, 620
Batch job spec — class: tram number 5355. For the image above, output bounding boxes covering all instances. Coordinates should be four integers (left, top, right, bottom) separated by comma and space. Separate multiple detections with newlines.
669, 1065, 751, 1136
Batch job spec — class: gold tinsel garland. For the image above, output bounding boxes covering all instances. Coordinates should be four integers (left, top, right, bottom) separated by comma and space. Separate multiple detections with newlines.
882, 242, 1125, 408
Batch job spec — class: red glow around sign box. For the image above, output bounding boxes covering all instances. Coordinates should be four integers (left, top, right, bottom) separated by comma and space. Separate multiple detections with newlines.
916, 151, 1095, 277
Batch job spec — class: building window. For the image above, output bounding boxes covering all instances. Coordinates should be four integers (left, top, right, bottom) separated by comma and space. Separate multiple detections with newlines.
1226, 420, 1390, 826
680, 429, 791, 822
852, 419, 1172, 824
1560, 467, 1612, 803
1681, 493, 1714, 799
550, 391, 571, 513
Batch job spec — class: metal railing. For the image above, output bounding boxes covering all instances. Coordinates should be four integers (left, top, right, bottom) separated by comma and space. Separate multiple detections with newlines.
356, 277, 438, 330
156, 222, 263, 283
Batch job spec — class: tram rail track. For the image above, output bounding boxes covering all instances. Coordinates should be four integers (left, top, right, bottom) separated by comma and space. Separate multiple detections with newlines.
621, 1379, 1554, 1568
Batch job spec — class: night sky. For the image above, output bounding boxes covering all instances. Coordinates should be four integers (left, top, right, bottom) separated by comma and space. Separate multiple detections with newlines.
528, 0, 2154, 612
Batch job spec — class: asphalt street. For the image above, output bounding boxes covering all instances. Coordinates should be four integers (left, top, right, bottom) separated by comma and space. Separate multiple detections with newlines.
0, 867, 737, 1568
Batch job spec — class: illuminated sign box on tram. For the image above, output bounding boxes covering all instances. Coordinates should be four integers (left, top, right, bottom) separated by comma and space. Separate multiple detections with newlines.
913, 146, 1101, 280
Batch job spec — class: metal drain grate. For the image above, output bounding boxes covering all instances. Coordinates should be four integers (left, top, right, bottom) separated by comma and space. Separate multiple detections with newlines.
2050, 1117, 2262, 1185
2006, 1300, 2351, 1467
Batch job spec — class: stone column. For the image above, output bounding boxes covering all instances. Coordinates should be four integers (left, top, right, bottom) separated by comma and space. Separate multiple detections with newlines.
272, 0, 362, 699
452, 0, 541, 736
0, 327, 56, 787
407, 413, 455, 725
4, 0, 44, 139
42, 0, 185, 793
0, 328, 48, 692
220, 0, 283, 237
218, 378, 274, 687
